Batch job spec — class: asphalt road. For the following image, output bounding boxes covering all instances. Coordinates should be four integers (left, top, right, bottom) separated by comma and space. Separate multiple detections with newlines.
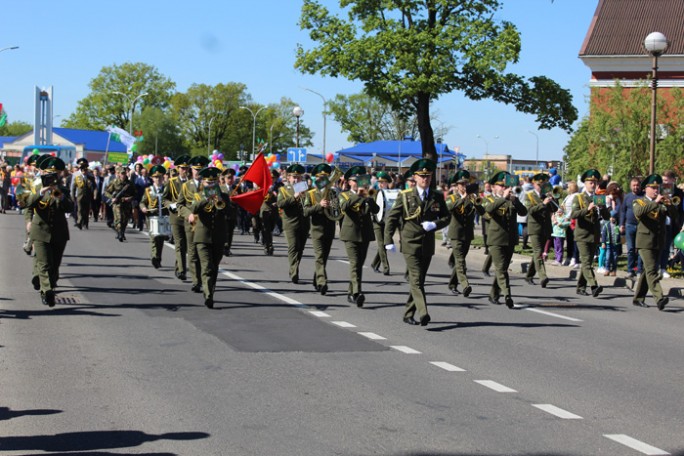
1, 210, 683, 456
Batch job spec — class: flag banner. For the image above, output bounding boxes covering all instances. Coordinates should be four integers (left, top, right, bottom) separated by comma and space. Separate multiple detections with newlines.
106, 126, 136, 151
231, 152, 273, 215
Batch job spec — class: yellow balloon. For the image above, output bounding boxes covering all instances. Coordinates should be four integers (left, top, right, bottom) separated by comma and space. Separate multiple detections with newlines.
163, 161, 171, 169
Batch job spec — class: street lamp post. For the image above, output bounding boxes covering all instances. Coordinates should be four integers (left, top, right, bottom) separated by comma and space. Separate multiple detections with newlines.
292, 106, 304, 148
528, 130, 539, 171
240, 106, 266, 159
113, 91, 148, 134
207, 116, 216, 154
303, 88, 327, 156
476, 135, 499, 155
644, 31, 669, 175
0, 46, 19, 54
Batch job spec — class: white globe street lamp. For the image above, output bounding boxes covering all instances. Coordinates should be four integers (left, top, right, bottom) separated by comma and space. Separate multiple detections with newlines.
293, 106, 304, 148
644, 31, 669, 175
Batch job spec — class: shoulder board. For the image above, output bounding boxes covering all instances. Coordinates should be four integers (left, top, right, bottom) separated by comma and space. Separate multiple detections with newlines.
634, 198, 646, 207
486, 196, 495, 203
449, 194, 457, 204
340, 191, 350, 201
400, 188, 413, 195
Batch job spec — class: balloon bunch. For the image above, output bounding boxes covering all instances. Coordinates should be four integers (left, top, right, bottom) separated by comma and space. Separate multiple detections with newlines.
135, 154, 174, 170
10, 170, 23, 186
209, 150, 225, 170
265, 153, 281, 170
87, 161, 103, 170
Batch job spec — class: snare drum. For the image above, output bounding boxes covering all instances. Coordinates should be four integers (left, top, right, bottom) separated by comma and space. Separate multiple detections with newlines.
148, 216, 171, 238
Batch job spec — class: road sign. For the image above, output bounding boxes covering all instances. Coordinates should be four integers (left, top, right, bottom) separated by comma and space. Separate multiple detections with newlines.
287, 147, 307, 163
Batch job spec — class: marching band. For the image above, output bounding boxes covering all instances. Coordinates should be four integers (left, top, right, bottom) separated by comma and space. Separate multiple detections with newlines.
15, 154, 684, 319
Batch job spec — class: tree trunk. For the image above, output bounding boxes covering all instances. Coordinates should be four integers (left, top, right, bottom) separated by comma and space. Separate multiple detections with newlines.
416, 93, 436, 162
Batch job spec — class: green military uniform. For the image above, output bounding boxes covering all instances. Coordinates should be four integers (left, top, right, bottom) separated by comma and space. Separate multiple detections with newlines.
303, 164, 340, 294
177, 155, 211, 292
340, 166, 379, 307
446, 170, 484, 297
162, 155, 191, 280
370, 171, 392, 275
523, 173, 554, 287
385, 159, 449, 325
277, 164, 310, 283
187, 167, 229, 308
483, 171, 528, 308
26, 157, 74, 307
21, 155, 45, 256
140, 165, 169, 269
260, 169, 281, 256
570, 169, 610, 297
632, 174, 677, 310
71, 158, 95, 229
104, 166, 137, 242
219, 168, 238, 256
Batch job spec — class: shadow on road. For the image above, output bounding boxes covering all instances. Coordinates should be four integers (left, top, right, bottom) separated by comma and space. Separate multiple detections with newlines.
0, 406, 61, 421
427, 321, 580, 332
0, 430, 209, 453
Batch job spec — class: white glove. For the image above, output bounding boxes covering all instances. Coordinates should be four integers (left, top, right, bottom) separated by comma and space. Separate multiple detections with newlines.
421, 221, 437, 232
170, 203, 177, 211
385, 244, 396, 253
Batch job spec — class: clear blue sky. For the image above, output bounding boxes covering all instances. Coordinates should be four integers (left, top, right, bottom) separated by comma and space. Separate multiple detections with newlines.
0, 0, 598, 162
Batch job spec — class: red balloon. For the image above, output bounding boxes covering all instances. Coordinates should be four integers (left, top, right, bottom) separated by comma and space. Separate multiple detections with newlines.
11, 177, 19, 186
326, 153, 334, 163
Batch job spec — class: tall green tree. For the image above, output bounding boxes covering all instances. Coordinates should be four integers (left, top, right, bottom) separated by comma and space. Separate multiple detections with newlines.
0, 120, 32, 137
64, 62, 175, 132
295, 0, 577, 161
136, 107, 189, 158
564, 82, 684, 185
326, 93, 418, 143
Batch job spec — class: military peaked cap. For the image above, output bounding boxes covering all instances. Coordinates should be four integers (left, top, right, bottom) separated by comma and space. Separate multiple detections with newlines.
580, 169, 601, 182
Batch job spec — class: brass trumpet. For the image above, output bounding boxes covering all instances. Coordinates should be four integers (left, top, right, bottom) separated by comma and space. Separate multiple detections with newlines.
468, 193, 482, 205
662, 195, 681, 206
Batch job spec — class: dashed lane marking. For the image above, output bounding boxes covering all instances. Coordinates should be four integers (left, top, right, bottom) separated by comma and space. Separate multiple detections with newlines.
474, 380, 517, 393
603, 434, 670, 455
391, 345, 421, 354
220, 270, 303, 307
309, 310, 331, 317
532, 404, 583, 419
429, 361, 466, 372
525, 307, 583, 322
332, 321, 357, 328
357, 332, 387, 340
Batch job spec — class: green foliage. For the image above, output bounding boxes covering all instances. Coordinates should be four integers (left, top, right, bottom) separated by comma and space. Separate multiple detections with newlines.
135, 107, 189, 158
63, 62, 175, 131
326, 93, 418, 143
296, 0, 577, 159
0, 120, 32, 137
564, 82, 684, 187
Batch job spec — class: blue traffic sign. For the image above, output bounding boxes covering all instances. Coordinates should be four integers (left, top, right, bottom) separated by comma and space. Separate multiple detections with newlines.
287, 147, 307, 163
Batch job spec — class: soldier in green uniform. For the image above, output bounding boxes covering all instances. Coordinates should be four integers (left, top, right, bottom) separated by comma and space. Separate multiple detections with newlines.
446, 169, 484, 297
523, 173, 554, 288
632, 174, 677, 310
162, 155, 191, 280
260, 169, 281, 256
140, 165, 169, 269
104, 165, 137, 242
482, 171, 528, 309
177, 155, 210, 293
26, 157, 74, 307
303, 163, 339, 295
187, 167, 230, 308
385, 159, 449, 325
370, 171, 392, 276
340, 166, 379, 307
71, 158, 95, 230
277, 164, 310, 284
570, 169, 610, 297
220, 168, 238, 256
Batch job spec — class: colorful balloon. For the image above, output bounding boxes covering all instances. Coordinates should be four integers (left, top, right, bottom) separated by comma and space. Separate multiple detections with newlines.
326, 152, 334, 163
675, 232, 684, 250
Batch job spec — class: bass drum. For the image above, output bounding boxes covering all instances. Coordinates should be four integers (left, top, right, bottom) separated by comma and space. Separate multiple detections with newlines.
374, 189, 385, 223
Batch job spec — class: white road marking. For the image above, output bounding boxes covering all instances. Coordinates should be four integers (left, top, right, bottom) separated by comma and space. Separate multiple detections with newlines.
429, 361, 466, 372
358, 332, 387, 340
337, 259, 350, 265
219, 270, 304, 306
532, 404, 583, 419
603, 434, 670, 455
332, 321, 357, 328
391, 346, 422, 354
525, 307, 583, 322
309, 310, 330, 317
474, 380, 517, 393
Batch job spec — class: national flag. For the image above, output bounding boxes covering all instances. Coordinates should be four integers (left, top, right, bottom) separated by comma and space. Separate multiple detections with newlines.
231, 152, 273, 215
106, 126, 136, 152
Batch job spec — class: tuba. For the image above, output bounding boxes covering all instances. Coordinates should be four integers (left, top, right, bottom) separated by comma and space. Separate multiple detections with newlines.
321, 168, 344, 221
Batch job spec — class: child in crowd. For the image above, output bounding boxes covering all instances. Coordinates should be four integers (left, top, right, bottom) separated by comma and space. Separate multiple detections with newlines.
600, 210, 621, 276
551, 206, 570, 266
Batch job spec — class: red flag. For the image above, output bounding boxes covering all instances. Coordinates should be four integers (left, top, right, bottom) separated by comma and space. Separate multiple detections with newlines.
231, 152, 273, 215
